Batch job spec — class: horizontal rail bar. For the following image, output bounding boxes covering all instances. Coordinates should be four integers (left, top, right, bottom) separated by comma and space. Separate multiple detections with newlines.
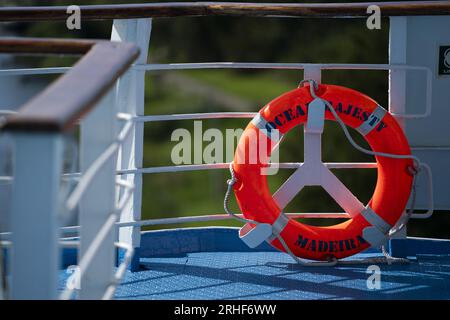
0, 62, 430, 75
0, 67, 69, 77
1, 2, 450, 22
0, 213, 349, 239
2, 204, 440, 240
136, 62, 430, 71
117, 162, 377, 175
133, 112, 257, 122
0, 239, 79, 248
0, 38, 139, 132
136, 62, 432, 119
0, 62, 431, 119
0, 174, 135, 185
118, 213, 351, 227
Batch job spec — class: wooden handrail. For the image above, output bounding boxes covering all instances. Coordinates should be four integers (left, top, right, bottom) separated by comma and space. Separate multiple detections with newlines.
0, 1, 450, 21
0, 38, 140, 132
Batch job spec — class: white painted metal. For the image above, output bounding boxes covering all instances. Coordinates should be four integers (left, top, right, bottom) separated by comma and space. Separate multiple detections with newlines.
111, 18, 152, 265
115, 212, 351, 227
131, 112, 257, 122
102, 242, 134, 300
0, 161, 379, 186
116, 120, 135, 143
79, 90, 118, 299
320, 168, 365, 218
1, 211, 352, 243
66, 143, 119, 212
273, 168, 308, 210
305, 99, 326, 135
239, 223, 273, 248
65, 122, 134, 214
117, 162, 377, 175
389, 17, 408, 129
0, 67, 69, 76
413, 148, 449, 210
138, 62, 432, 119
60, 214, 117, 300
303, 65, 321, 83
9, 133, 63, 299
411, 163, 434, 217
1, 62, 432, 119
388, 18, 410, 239
397, 16, 450, 210
272, 97, 365, 217
402, 16, 450, 146
136, 62, 428, 72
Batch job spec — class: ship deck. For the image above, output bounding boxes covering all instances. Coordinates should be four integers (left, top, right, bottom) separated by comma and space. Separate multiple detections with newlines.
59, 228, 450, 300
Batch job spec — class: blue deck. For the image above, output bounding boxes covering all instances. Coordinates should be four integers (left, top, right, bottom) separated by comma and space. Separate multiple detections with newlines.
60, 228, 450, 300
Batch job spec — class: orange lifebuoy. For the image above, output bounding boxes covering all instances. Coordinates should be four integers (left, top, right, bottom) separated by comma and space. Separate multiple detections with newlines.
232, 83, 414, 261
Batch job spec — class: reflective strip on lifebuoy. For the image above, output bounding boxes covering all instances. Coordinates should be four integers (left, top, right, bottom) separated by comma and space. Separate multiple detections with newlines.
232, 84, 413, 261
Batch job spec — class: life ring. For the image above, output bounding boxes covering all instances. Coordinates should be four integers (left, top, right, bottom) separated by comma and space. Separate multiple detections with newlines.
232, 83, 414, 261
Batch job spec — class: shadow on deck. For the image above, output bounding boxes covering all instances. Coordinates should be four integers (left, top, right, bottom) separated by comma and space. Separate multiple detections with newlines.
60, 228, 450, 300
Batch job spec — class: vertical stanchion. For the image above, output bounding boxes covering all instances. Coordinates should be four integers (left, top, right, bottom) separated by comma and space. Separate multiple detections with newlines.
111, 18, 152, 271
10, 133, 63, 299
79, 91, 118, 299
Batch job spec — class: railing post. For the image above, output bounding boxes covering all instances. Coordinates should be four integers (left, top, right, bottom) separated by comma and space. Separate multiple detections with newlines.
79, 91, 118, 299
111, 18, 152, 271
10, 133, 63, 299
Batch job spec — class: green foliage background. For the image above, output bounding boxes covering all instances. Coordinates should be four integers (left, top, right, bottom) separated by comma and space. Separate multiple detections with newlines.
4, 0, 449, 237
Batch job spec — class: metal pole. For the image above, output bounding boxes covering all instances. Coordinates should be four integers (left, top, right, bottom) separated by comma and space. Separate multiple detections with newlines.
79, 91, 118, 299
10, 133, 63, 299
111, 18, 152, 271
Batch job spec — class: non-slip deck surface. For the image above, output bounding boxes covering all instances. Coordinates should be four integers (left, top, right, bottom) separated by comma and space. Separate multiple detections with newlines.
113, 252, 450, 300
59, 228, 450, 300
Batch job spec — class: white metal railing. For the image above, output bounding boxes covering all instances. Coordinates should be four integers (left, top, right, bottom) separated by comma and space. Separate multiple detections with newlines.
0, 92, 128, 299
0, 59, 434, 225
0, 39, 139, 300
137, 62, 432, 120
65, 117, 134, 212
0, 14, 441, 301
0, 62, 432, 119
58, 214, 132, 300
